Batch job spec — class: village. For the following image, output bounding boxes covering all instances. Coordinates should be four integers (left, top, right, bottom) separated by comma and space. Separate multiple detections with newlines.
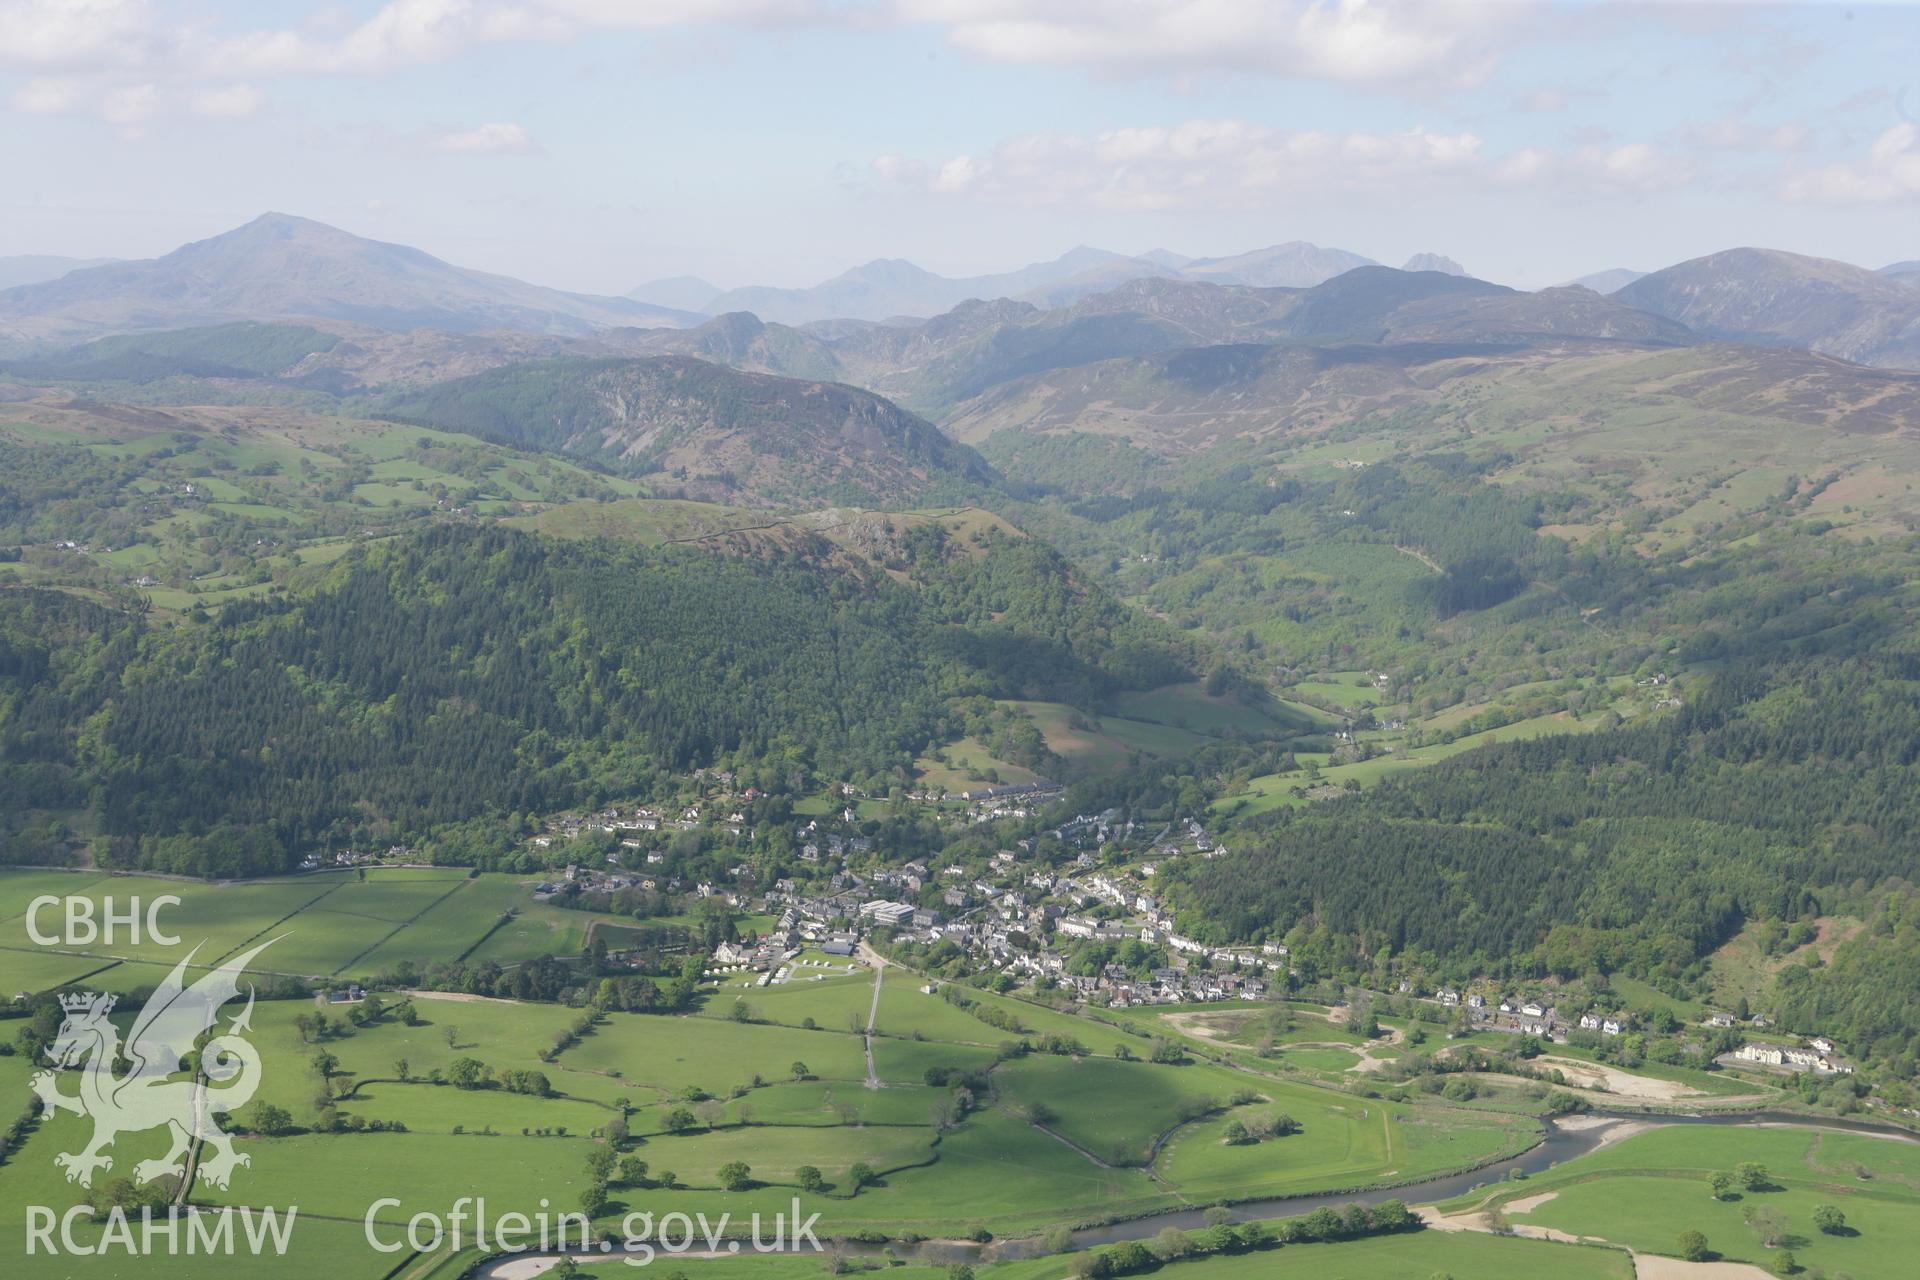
503, 774, 1861, 1086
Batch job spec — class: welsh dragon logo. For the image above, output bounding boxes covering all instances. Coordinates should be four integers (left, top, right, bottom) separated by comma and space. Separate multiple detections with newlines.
30, 939, 277, 1191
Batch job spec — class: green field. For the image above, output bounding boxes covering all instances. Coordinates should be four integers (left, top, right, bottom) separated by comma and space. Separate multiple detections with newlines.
0, 868, 580, 980
1219, 709, 1604, 816
1444, 1124, 1920, 1278
6, 865, 1852, 1280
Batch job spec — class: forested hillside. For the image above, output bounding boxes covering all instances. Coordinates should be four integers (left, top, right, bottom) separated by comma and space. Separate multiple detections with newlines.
1169, 657, 1920, 1062
0, 523, 1188, 876
378, 355, 996, 508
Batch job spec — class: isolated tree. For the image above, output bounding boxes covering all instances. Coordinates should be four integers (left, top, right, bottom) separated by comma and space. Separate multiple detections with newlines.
393, 1057, 411, 1082
444, 1025, 460, 1049
791, 1060, 812, 1081
796, 1165, 825, 1194
717, 1161, 753, 1191
663, 1106, 696, 1133
1813, 1204, 1847, 1235
249, 1102, 292, 1136
579, 1183, 608, 1218
1708, 1170, 1734, 1200
848, 1161, 875, 1189
1678, 1229, 1710, 1262
1737, 1161, 1771, 1192
618, 1156, 649, 1187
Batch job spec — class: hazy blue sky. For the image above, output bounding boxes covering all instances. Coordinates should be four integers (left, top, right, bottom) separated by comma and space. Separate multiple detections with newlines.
2, 1, 1917, 291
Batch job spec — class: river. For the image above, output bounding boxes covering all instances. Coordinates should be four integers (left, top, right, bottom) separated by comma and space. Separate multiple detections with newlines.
470, 1110, 1919, 1276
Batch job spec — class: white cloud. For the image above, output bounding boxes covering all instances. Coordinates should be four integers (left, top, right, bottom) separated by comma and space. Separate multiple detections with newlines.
10, 75, 81, 113
0, 0, 153, 70
1595, 143, 1664, 187
539, 0, 833, 27
894, 0, 1525, 87
1783, 123, 1920, 204
7, 0, 766, 124
191, 83, 262, 119
873, 119, 1489, 210
438, 121, 540, 153
9, 70, 259, 124
1670, 114, 1812, 156
207, 0, 837, 76
1497, 141, 1691, 194
9, 71, 160, 122
872, 118, 1700, 210
212, 0, 508, 76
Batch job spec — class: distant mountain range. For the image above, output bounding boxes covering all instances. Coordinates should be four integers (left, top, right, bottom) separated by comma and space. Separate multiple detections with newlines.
0, 213, 696, 348
625, 266, 1690, 418
0, 254, 119, 290
942, 328, 1920, 462
3, 213, 1916, 397
673, 246, 1161, 326
1616, 247, 1920, 369
10, 229, 1920, 518
1563, 268, 1646, 294
630, 242, 1478, 325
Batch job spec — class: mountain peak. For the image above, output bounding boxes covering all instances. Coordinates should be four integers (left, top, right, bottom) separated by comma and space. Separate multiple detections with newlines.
1616, 246, 1920, 367
0, 212, 695, 343
1179, 241, 1380, 289
1562, 268, 1645, 294
1402, 253, 1466, 276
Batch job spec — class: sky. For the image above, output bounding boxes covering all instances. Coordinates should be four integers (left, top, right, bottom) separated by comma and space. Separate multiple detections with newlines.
1, 0, 1918, 293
